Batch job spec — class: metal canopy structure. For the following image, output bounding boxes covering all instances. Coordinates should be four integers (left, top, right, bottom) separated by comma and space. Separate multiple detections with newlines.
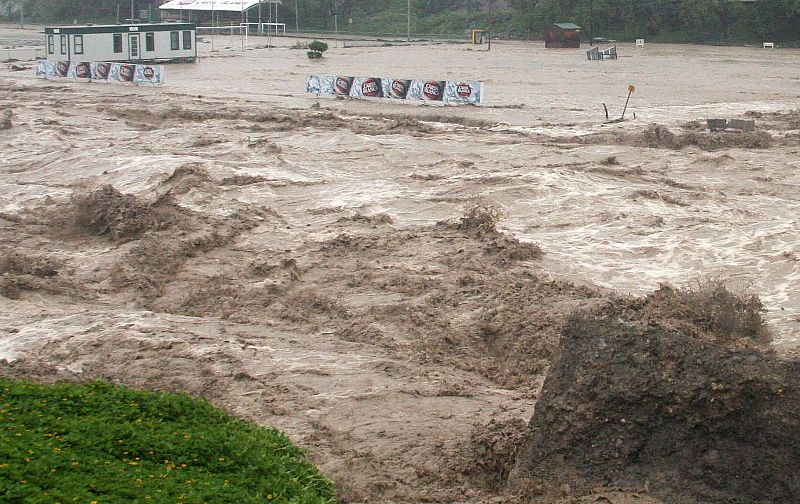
159, 0, 280, 13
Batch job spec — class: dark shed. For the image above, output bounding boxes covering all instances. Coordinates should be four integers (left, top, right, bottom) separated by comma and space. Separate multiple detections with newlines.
545, 23, 582, 48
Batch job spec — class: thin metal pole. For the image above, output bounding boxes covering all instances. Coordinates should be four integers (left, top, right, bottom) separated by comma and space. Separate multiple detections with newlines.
406, 0, 410, 42
19, 2, 24, 29
334, 0, 338, 47
621, 88, 633, 119
295, 0, 299, 37
130, 0, 134, 22
258, 0, 262, 34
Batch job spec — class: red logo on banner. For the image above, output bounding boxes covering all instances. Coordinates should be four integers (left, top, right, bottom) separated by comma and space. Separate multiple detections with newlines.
335, 76, 353, 95
390, 79, 408, 98
56, 61, 69, 77
456, 83, 472, 98
75, 62, 90, 79
96, 63, 111, 79
423, 81, 444, 100
119, 64, 135, 82
361, 78, 382, 97
143, 67, 155, 79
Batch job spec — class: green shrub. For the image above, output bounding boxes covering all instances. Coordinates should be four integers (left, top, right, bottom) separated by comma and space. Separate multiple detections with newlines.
0, 378, 335, 503
307, 40, 328, 59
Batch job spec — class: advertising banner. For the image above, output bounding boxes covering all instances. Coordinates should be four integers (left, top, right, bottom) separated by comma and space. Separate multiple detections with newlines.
134, 65, 164, 85
110, 63, 136, 83
307, 74, 483, 105
55, 60, 70, 78
35, 61, 164, 86
68, 62, 92, 80
92, 62, 112, 81
35, 60, 56, 78
350, 77, 383, 99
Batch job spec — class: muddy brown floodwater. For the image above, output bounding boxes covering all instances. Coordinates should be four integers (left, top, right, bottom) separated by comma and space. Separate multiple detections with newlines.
1, 24, 799, 502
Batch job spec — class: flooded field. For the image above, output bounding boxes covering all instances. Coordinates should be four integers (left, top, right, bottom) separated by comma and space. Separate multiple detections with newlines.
1, 24, 799, 502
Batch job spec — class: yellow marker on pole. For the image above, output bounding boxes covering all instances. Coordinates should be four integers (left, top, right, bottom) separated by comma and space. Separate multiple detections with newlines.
628, 84, 636, 93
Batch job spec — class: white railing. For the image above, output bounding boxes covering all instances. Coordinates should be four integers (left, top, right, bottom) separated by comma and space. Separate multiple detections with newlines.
240, 22, 286, 35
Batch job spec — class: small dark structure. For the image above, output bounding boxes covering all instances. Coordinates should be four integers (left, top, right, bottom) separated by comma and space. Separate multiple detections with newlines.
545, 23, 582, 48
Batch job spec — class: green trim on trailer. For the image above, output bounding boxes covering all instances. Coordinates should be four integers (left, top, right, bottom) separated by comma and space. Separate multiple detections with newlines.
44, 23, 195, 35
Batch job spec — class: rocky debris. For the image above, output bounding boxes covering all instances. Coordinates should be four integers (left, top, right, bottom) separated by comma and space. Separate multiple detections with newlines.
510, 314, 800, 503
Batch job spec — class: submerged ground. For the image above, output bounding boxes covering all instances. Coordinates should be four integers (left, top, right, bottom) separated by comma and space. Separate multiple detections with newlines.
1, 26, 799, 502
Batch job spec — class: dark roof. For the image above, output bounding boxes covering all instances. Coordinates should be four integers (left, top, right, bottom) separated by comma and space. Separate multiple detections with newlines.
44, 23, 195, 35
554, 23, 582, 30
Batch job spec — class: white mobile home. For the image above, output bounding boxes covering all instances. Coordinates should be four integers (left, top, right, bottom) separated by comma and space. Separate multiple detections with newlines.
44, 23, 197, 63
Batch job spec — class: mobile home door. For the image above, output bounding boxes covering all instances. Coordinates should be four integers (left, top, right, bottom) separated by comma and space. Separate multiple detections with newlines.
129, 33, 140, 60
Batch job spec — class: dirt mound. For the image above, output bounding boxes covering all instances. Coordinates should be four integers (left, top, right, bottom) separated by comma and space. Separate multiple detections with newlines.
337, 212, 394, 225
0, 252, 63, 278
745, 109, 800, 130
598, 282, 770, 345
510, 314, 800, 503
466, 418, 529, 491
639, 124, 773, 151
0, 109, 11, 130
0, 251, 83, 301
218, 174, 268, 186
447, 203, 544, 263
70, 186, 184, 242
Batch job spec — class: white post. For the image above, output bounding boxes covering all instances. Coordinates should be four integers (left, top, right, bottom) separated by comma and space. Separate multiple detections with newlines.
267, 2, 272, 47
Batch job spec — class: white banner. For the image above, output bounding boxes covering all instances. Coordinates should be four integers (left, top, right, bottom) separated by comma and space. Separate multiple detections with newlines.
159, 0, 277, 12
35, 61, 163, 85
307, 74, 483, 105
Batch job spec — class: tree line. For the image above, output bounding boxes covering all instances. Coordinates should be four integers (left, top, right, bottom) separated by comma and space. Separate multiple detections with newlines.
509, 0, 800, 42
3, 0, 799, 43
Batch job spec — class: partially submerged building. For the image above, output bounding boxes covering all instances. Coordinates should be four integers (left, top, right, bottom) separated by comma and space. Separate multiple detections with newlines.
44, 23, 197, 63
545, 23, 582, 48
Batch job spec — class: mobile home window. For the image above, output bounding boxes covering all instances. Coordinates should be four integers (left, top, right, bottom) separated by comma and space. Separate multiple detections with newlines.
113, 33, 122, 53
60, 35, 67, 55
145, 32, 155, 52
47, 35, 54, 54
170, 31, 179, 50
74, 35, 84, 55
182, 30, 192, 50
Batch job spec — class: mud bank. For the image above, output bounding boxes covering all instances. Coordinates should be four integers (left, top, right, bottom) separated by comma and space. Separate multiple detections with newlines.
511, 314, 799, 503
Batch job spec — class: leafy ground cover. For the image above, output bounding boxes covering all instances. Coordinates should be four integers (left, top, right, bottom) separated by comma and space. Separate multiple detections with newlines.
0, 378, 335, 503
